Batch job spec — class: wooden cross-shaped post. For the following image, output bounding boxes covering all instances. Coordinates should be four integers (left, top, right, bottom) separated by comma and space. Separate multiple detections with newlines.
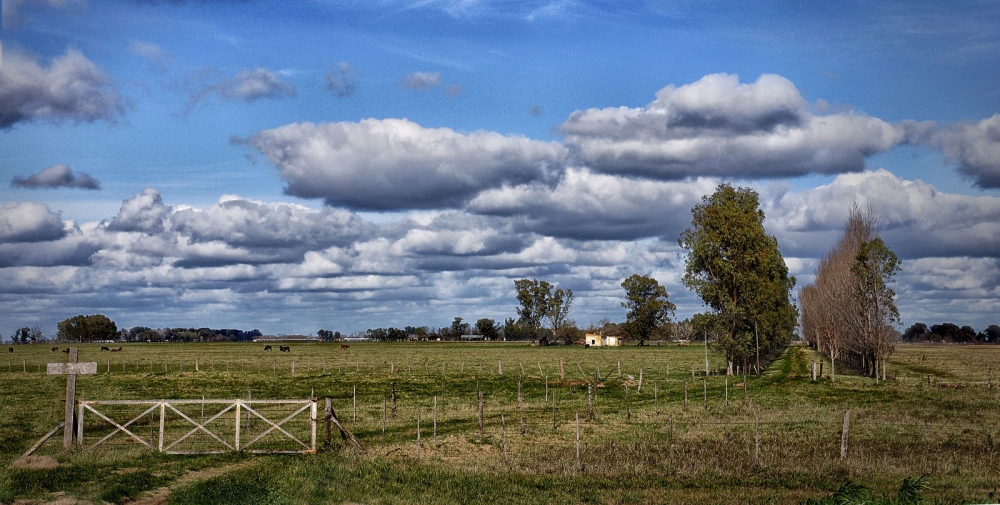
46, 348, 97, 449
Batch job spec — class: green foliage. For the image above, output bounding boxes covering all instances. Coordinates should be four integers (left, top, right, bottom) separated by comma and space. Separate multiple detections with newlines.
852, 237, 902, 327
620, 274, 676, 342
678, 183, 797, 368
514, 278, 551, 329
513, 278, 573, 340
476, 318, 499, 340
56, 314, 118, 342
804, 476, 931, 505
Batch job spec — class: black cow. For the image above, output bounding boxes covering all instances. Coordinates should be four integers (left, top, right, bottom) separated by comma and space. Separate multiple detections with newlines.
279, 345, 290, 352
263, 345, 272, 351
61, 348, 70, 353
7, 347, 12, 353
101, 346, 110, 351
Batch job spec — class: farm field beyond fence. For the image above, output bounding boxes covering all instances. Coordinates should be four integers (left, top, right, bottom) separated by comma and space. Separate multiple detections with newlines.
1, 341, 999, 504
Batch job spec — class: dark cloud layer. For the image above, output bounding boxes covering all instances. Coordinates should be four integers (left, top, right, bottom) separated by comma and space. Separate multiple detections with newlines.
246, 118, 567, 210
0, 201, 66, 242
0, 48, 124, 129
932, 114, 1000, 188
11, 164, 101, 190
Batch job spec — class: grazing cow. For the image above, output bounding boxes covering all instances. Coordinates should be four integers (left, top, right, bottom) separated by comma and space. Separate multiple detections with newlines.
7, 347, 12, 353
263, 345, 273, 351
61, 348, 70, 353
279, 345, 290, 352
51, 346, 59, 352
101, 346, 110, 351
340, 344, 350, 350
110, 346, 122, 352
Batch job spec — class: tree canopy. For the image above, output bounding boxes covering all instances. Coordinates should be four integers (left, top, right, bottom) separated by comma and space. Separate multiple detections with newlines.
513, 278, 574, 343
620, 274, 676, 342
57, 314, 118, 342
679, 183, 797, 374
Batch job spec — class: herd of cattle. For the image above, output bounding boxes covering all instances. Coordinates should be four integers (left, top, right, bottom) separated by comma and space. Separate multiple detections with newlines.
5, 343, 353, 353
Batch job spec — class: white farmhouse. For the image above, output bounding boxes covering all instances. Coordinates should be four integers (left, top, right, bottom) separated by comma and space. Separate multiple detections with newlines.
585, 333, 620, 347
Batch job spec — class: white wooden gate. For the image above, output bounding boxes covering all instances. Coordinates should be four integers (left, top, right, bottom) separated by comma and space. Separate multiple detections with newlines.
76, 399, 317, 454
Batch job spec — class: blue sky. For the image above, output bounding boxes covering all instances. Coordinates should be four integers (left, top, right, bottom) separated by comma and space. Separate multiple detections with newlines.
2, 0, 999, 338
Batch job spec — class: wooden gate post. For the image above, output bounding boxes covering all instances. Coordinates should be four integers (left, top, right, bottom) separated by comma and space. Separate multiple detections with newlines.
46, 348, 96, 449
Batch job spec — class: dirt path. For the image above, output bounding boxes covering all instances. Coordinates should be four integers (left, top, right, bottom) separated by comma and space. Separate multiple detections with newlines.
131, 460, 257, 505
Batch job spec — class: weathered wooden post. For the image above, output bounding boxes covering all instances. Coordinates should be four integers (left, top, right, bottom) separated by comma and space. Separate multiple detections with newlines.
840, 409, 850, 459
478, 391, 484, 440
575, 411, 580, 470
324, 398, 333, 448
391, 382, 398, 418
46, 348, 96, 449
587, 382, 594, 421
684, 380, 688, 410
625, 384, 631, 421
502, 413, 509, 465
637, 368, 644, 394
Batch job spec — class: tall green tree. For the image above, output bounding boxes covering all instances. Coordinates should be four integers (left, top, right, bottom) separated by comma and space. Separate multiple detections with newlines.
678, 184, 797, 374
620, 274, 676, 343
476, 318, 499, 340
513, 278, 573, 343
514, 279, 551, 329
56, 314, 118, 342
852, 236, 901, 375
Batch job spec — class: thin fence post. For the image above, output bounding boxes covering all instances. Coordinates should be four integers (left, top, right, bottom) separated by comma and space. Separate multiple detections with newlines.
552, 391, 557, 430
478, 391, 484, 441
840, 409, 850, 459
502, 413, 509, 465
617, 360, 621, 378
575, 411, 581, 470
353, 385, 357, 422
498, 359, 503, 376
325, 398, 332, 448
587, 382, 594, 421
725, 377, 728, 407
625, 385, 631, 421
416, 409, 421, 460
703, 377, 707, 407
637, 368, 644, 394
684, 380, 688, 410
669, 412, 674, 457
754, 411, 760, 466
391, 382, 397, 418
433, 396, 438, 442
382, 398, 387, 438
654, 382, 659, 416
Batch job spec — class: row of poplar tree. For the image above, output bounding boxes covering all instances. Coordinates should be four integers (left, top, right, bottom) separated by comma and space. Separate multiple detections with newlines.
799, 203, 901, 380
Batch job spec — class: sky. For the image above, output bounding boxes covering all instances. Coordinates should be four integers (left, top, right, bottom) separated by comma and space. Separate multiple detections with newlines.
2, 0, 999, 339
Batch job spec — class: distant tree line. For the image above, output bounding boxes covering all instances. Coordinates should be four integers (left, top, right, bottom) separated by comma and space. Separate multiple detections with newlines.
8, 326, 45, 344
901, 322, 1000, 344
119, 326, 263, 343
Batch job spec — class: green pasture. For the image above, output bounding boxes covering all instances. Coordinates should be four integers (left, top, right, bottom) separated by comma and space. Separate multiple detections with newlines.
1, 341, 999, 503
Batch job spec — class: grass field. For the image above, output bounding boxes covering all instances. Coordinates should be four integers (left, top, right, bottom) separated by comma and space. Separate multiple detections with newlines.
1, 341, 999, 504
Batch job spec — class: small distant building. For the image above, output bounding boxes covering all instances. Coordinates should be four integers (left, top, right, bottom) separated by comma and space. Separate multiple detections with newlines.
585, 334, 620, 347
